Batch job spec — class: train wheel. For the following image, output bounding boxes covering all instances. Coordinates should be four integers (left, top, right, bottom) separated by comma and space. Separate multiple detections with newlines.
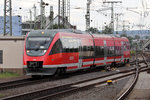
31, 75, 42, 79
104, 65, 111, 71
90, 65, 96, 71
62, 67, 66, 75
111, 62, 116, 68
59, 67, 66, 75
54, 67, 66, 77
127, 59, 130, 63
124, 59, 127, 65
54, 68, 61, 77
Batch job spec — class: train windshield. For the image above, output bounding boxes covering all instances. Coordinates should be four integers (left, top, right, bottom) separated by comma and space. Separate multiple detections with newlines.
26, 37, 51, 50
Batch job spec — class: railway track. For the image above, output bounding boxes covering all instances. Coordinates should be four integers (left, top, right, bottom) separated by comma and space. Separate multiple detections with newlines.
1, 59, 148, 100
0, 60, 141, 91
116, 52, 150, 100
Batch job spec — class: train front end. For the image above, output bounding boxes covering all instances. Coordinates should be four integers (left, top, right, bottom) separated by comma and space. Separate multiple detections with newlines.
23, 30, 57, 76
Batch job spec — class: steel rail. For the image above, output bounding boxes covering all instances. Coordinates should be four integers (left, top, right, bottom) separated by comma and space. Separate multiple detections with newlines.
117, 53, 149, 100
35, 67, 149, 100
0, 60, 148, 100
0, 60, 142, 91
2, 65, 148, 100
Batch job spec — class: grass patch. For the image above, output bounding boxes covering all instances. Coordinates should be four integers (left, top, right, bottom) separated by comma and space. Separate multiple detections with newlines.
0, 72, 20, 78
0, 93, 4, 98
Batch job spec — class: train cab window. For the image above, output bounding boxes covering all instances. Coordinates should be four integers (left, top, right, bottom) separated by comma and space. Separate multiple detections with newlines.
49, 39, 63, 55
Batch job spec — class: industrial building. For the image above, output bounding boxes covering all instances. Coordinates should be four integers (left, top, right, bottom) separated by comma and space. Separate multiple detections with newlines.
0, 16, 22, 36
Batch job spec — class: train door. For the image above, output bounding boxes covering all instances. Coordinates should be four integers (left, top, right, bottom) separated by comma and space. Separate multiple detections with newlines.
104, 40, 107, 65
121, 41, 124, 62
78, 41, 83, 68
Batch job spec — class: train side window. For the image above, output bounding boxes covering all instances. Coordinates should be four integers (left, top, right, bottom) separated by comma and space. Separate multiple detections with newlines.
83, 46, 87, 51
115, 46, 119, 56
95, 46, 104, 57
119, 46, 121, 55
98, 46, 101, 56
95, 46, 98, 57
100, 46, 104, 56
49, 39, 63, 55
74, 41, 79, 52
127, 42, 129, 50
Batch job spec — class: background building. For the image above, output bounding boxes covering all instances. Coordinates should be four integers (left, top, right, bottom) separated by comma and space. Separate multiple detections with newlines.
0, 16, 22, 36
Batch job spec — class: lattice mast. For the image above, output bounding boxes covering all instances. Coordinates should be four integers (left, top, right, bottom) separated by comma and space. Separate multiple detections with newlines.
58, 0, 70, 28
40, 0, 45, 29
85, 0, 91, 31
103, 1, 122, 34
66, 0, 70, 23
4, 0, 12, 36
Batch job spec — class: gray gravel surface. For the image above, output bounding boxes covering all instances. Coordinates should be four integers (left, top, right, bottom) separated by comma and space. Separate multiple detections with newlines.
0, 75, 30, 83
0, 65, 134, 99
59, 76, 134, 100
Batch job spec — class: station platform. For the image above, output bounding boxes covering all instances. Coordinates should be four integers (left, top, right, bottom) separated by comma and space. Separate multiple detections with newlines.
126, 72, 150, 100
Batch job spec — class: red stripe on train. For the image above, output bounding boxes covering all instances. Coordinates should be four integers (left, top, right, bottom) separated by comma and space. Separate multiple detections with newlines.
106, 62, 113, 64
83, 59, 94, 62
96, 63, 104, 66
95, 58, 104, 61
115, 56, 122, 59
82, 64, 91, 68
67, 66, 78, 69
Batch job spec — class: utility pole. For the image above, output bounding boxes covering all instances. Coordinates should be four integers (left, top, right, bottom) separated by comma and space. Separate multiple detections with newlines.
4, 0, 12, 36
103, 1, 122, 34
58, 0, 60, 28
40, 0, 49, 29
122, 20, 130, 34
29, 10, 32, 30
33, 4, 36, 22
62, 0, 65, 27
33, 4, 36, 29
40, 0, 44, 29
115, 13, 123, 34
122, 20, 126, 34
58, 0, 70, 29
85, 0, 91, 31
50, 6, 54, 29
67, 0, 70, 23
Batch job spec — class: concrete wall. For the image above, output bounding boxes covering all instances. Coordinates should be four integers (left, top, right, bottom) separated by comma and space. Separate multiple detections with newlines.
0, 36, 25, 74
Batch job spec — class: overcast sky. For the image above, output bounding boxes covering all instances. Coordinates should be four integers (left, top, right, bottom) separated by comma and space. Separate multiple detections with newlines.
0, 0, 150, 31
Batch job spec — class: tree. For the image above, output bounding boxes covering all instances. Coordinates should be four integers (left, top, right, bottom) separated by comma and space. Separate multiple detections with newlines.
102, 26, 112, 34
120, 33, 127, 37
88, 27, 101, 34
134, 35, 140, 40
145, 36, 149, 40
48, 24, 65, 29
127, 36, 134, 45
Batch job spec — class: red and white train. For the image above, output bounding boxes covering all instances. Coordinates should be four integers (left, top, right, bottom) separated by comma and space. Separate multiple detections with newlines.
23, 29, 130, 77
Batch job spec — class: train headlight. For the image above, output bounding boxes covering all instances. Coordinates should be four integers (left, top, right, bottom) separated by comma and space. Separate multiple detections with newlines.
27, 50, 30, 53
43, 50, 47, 53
